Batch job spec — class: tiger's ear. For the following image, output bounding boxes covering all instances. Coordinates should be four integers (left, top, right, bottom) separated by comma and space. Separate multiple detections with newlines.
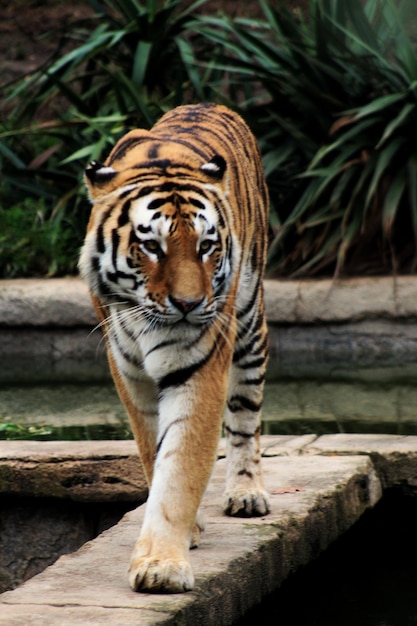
85, 161, 117, 184
85, 161, 118, 200
200, 155, 226, 180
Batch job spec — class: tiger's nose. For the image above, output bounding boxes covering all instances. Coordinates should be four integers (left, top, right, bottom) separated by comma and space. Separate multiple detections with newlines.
169, 295, 204, 315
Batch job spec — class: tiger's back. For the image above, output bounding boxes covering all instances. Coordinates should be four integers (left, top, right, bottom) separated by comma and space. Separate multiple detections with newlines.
79, 103, 270, 593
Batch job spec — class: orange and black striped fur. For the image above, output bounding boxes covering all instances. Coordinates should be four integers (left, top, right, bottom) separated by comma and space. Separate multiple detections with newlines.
79, 103, 270, 593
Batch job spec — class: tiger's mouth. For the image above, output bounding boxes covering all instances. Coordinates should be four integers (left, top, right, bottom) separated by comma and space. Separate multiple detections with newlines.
156, 308, 216, 328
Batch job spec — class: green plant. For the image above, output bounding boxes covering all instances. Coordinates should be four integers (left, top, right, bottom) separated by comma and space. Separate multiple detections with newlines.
0, 0, 222, 276
0, 197, 80, 277
2, 0, 417, 278
0, 422, 54, 440
199, 0, 417, 276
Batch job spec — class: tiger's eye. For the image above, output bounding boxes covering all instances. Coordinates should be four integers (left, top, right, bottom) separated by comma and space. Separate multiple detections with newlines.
200, 240, 214, 254
143, 240, 161, 254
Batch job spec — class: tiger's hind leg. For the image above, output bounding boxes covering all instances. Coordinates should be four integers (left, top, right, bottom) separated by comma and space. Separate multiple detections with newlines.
223, 317, 271, 517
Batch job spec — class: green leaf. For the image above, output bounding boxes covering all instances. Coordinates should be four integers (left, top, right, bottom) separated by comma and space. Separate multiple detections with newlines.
132, 40, 152, 85
350, 92, 406, 122
309, 118, 378, 169
365, 137, 405, 209
345, 0, 381, 53
407, 154, 417, 246
382, 169, 407, 235
376, 102, 415, 148
0, 141, 26, 169
335, 211, 362, 276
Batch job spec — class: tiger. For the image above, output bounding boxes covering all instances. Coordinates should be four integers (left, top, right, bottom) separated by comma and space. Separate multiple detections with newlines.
79, 102, 271, 593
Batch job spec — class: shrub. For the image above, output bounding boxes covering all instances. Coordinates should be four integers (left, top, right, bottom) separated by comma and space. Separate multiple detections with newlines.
199, 0, 417, 276
2, 0, 417, 277
0, 0, 221, 275
0, 197, 78, 277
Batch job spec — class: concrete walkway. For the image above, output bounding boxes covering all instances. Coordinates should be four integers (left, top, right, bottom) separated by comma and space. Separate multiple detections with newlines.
1, 434, 417, 625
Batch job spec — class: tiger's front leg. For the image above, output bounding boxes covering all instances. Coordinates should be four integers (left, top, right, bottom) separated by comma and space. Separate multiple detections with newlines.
128, 372, 228, 593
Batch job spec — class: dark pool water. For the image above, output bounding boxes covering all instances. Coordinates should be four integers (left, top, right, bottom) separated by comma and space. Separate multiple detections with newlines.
235, 491, 417, 626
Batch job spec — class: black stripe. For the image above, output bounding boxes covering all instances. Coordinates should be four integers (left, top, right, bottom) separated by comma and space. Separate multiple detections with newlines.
108, 135, 150, 164
158, 341, 217, 392
237, 275, 262, 320
147, 196, 174, 211
118, 200, 131, 227
145, 338, 180, 357
155, 135, 211, 160
148, 143, 160, 158
233, 330, 265, 363
250, 334, 269, 358
156, 417, 186, 455
238, 356, 266, 371
111, 229, 120, 269
237, 311, 264, 342
228, 395, 262, 413
96, 224, 105, 253
238, 469, 254, 478
224, 425, 254, 439
134, 158, 172, 171
137, 224, 151, 233
113, 335, 143, 367
97, 274, 112, 298
188, 197, 205, 210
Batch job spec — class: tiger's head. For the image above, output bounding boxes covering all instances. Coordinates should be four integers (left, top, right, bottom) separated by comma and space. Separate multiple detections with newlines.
79, 134, 237, 328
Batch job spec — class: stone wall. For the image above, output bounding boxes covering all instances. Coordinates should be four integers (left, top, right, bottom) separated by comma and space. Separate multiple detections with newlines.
1, 276, 417, 383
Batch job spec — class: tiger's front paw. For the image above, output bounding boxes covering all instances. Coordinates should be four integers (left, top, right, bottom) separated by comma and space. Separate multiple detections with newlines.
223, 488, 271, 517
129, 555, 194, 593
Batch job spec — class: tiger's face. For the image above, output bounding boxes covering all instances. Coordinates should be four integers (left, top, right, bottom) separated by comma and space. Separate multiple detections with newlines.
79, 154, 236, 328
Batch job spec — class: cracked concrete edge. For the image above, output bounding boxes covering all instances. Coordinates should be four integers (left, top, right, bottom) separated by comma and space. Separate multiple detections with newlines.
2, 434, 417, 502
0, 453, 381, 626
2, 276, 417, 327
303, 433, 417, 492
0, 436, 316, 500
0, 436, 313, 501
1, 433, 415, 624
0, 440, 146, 502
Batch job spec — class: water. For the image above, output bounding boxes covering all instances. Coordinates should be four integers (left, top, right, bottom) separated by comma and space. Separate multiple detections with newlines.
263, 378, 417, 436
1, 377, 417, 440
235, 491, 417, 626
0, 384, 130, 440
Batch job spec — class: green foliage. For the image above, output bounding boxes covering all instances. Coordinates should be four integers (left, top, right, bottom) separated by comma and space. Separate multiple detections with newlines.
0, 0, 221, 276
0, 421, 132, 440
0, 422, 54, 440
199, 0, 417, 275
0, 197, 81, 277
1, 0, 417, 277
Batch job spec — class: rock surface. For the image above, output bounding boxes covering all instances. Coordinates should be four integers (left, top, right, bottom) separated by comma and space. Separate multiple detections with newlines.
2, 434, 417, 625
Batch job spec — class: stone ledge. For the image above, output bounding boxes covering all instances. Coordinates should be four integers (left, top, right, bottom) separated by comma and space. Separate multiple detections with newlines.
0, 441, 147, 502
304, 434, 417, 492
3, 276, 417, 383
1, 276, 417, 327
264, 276, 417, 323
0, 440, 381, 626
2, 434, 417, 624
0, 278, 96, 326
0, 437, 311, 502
